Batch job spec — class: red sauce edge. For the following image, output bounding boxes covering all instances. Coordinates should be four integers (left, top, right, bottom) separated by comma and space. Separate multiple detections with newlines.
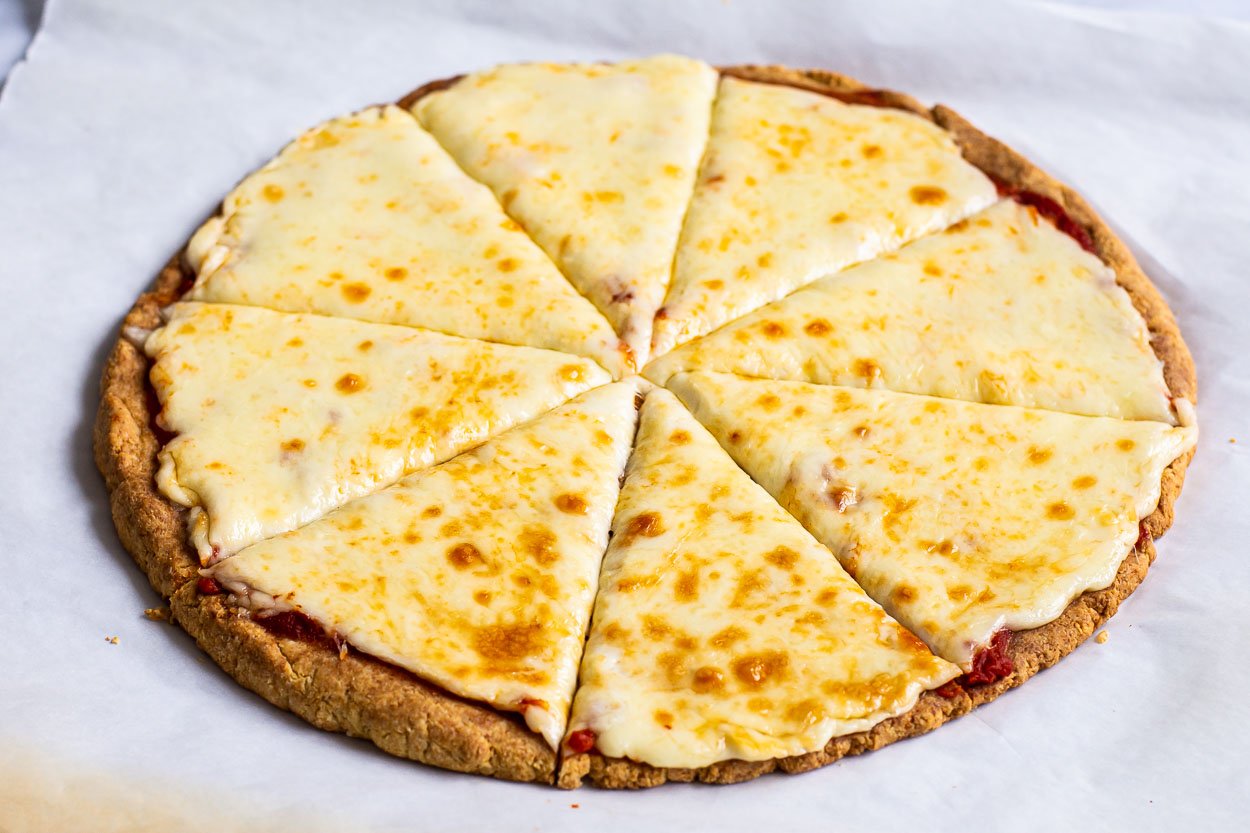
566, 728, 596, 755
255, 609, 343, 652
195, 576, 222, 595
935, 680, 963, 699
964, 628, 1014, 686
995, 180, 1097, 254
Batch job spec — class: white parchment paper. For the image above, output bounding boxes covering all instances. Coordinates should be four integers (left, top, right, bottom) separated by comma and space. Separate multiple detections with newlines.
1, 1, 1247, 830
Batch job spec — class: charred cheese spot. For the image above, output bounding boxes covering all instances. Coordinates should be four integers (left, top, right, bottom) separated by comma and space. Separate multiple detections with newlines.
335, 373, 366, 393
853, 358, 882, 382
653, 709, 675, 729
472, 590, 491, 606
341, 282, 372, 302
421, 505, 442, 518
383, 266, 408, 281
280, 438, 306, 453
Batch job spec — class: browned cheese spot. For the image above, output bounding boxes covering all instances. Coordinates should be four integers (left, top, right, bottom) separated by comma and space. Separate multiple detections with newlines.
1047, 501, 1076, 521
262, 183, 285, 203
760, 321, 786, 339
909, 185, 949, 206
497, 257, 518, 272
335, 373, 366, 393
341, 282, 372, 303
1117, 438, 1137, 451
280, 438, 306, 453
804, 318, 832, 337
853, 358, 881, 382
732, 651, 789, 690
473, 590, 492, 606
519, 525, 559, 565
692, 666, 725, 693
674, 569, 699, 602
626, 512, 665, 539
1027, 446, 1053, 465
763, 546, 800, 570
1072, 475, 1098, 489
670, 429, 691, 445
554, 493, 588, 514
447, 542, 484, 570
473, 621, 544, 662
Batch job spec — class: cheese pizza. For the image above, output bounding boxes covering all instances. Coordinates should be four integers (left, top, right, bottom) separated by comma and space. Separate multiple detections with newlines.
95, 57, 1197, 788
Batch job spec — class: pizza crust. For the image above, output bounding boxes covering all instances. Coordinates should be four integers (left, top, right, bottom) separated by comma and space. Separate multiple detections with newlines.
95, 64, 1195, 790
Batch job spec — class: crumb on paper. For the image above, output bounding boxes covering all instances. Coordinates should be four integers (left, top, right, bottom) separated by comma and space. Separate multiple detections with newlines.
144, 606, 171, 622
1095, 631, 1109, 644
1230, 438, 1237, 444
105, 635, 119, 645
570, 804, 580, 809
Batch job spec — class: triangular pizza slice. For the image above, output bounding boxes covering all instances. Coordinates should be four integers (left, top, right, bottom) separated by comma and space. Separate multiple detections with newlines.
563, 388, 958, 770
647, 200, 1177, 422
186, 105, 629, 376
146, 302, 609, 561
650, 76, 997, 357
669, 372, 1196, 669
414, 55, 718, 365
211, 382, 640, 748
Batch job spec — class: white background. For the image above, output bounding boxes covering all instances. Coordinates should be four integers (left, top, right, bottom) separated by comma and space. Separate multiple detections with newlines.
1, 1, 1248, 831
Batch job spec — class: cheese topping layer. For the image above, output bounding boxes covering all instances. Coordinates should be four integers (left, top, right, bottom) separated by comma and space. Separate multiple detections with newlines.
650, 77, 997, 358
565, 389, 958, 769
212, 382, 640, 748
146, 303, 609, 561
415, 55, 718, 365
185, 106, 628, 377
670, 372, 1196, 667
647, 200, 1176, 422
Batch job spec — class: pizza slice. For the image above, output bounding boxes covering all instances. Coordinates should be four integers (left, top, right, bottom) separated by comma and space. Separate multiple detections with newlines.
647, 200, 1178, 422
413, 55, 718, 365
145, 302, 609, 562
185, 105, 629, 376
650, 76, 997, 358
668, 371, 1196, 670
210, 381, 640, 749
561, 388, 958, 782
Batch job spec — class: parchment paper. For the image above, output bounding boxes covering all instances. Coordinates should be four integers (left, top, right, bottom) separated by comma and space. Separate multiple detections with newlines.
1, 1, 1247, 830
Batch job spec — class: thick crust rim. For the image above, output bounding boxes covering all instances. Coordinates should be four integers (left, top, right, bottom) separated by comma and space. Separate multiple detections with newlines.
96, 63, 1195, 791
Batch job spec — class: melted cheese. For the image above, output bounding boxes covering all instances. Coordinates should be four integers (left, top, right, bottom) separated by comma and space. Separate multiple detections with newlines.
185, 106, 629, 377
669, 372, 1196, 667
212, 382, 640, 748
565, 388, 958, 769
648, 200, 1176, 422
650, 77, 997, 357
146, 303, 609, 561
414, 55, 718, 365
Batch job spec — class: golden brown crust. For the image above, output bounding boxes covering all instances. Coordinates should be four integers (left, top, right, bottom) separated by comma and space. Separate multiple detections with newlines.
99, 63, 1196, 791
93, 260, 556, 785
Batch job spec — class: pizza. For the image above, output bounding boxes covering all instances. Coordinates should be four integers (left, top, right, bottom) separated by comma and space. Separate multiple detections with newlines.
95, 56, 1197, 789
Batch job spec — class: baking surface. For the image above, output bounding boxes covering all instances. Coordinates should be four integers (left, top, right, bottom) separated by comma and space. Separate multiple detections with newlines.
0, 1, 1247, 830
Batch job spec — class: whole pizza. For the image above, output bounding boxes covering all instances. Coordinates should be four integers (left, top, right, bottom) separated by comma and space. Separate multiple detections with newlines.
94, 56, 1197, 789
